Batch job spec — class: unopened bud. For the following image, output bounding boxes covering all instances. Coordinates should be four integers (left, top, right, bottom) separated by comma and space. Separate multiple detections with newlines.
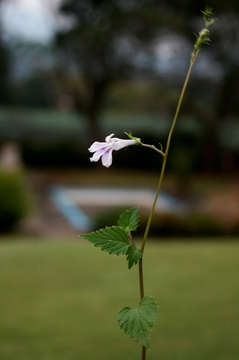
199, 28, 209, 39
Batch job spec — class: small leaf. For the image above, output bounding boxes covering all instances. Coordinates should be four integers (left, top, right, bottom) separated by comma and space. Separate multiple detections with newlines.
118, 296, 158, 347
118, 208, 139, 232
82, 226, 130, 256
126, 245, 142, 269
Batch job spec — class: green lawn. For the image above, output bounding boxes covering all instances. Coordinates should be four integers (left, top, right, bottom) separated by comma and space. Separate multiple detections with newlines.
0, 238, 238, 360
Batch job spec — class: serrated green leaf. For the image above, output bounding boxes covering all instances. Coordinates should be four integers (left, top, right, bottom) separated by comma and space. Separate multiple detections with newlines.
126, 245, 142, 269
118, 208, 139, 232
82, 226, 130, 256
118, 296, 158, 347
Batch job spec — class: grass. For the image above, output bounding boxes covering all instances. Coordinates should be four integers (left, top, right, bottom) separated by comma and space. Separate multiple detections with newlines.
0, 238, 238, 360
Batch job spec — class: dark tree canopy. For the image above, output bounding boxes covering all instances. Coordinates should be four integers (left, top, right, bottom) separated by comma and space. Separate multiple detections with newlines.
56, 0, 186, 139
56, 0, 239, 144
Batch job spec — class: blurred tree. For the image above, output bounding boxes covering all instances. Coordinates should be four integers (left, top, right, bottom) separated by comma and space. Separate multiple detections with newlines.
56, 0, 239, 171
55, 0, 185, 140
0, 1, 11, 105
164, 0, 239, 171
0, 40, 11, 105
13, 71, 56, 108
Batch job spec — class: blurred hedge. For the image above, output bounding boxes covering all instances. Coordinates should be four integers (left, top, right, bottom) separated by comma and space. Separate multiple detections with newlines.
0, 107, 202, 172
0, 171, 30, 232
1, 107, 238, 172
93, 207, 238, 238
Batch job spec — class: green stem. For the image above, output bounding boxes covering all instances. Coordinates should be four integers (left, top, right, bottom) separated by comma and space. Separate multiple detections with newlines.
138, 258, 146, 359
138, 49, 199, 360
140, 142, 165, 157
141, 49, 199, 254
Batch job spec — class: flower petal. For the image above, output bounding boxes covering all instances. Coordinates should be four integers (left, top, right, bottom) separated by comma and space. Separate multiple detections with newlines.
113, 139, 137, 151
90, 149, 104, 162
88, 141, 106, 153
101, 149, 113, 167
105, 133, 115, 142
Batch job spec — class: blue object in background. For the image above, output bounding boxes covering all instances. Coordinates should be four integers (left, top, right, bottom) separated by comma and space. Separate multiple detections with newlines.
50, 186, 92, 232
50, 185, 188, 232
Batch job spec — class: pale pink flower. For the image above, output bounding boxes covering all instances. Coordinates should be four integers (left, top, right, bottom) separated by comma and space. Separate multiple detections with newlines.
89, 133, 137, 167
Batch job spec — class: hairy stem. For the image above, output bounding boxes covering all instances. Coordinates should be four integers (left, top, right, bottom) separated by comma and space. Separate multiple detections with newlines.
138, 49, 199, 360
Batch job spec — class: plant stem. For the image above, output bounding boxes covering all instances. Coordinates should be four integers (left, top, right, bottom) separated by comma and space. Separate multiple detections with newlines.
138, 49, 199, 360
138, 258, 146, 359
140, 49, 199, 254
141, 345, 146, 360
140, 142, 165, 157
128, 231, 135, 246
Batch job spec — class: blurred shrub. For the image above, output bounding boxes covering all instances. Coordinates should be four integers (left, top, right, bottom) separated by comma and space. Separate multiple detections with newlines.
21, 140, 88, 168
0, 171, 29, 232
93, 207, 127, 230
93, 207, 235, 238
142, 212, 226, 237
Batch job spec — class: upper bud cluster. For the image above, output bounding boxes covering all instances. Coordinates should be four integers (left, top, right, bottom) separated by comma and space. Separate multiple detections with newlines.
194, 7, 215, 52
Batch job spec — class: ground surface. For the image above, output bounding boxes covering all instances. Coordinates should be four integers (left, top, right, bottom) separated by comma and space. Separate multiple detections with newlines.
0, 238, 238, 360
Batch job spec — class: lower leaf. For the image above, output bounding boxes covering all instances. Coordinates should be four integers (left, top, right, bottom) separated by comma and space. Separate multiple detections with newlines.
117, 296, 158, 347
